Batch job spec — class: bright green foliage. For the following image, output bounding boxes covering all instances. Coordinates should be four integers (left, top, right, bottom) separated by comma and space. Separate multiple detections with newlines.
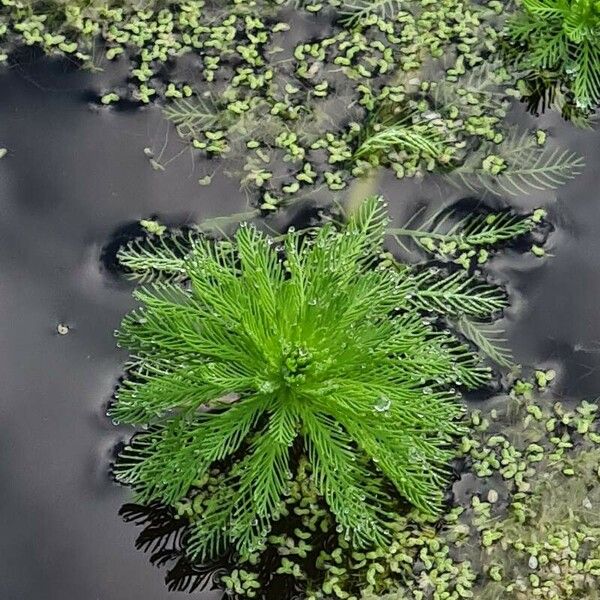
390, 205, 542, 369
112, 198, 493, 560
354, 114, 447, 164
505, 0, 600, 113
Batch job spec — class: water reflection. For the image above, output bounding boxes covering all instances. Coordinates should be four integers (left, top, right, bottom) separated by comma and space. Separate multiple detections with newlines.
119, 500, 310, 600
119, 502, 228, 594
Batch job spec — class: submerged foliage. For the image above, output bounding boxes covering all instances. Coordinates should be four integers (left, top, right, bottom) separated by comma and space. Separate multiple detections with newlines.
504, 0, 600, 116
447, 128, 585, 196
111, 197, 499, 560
391, 206, 548, 267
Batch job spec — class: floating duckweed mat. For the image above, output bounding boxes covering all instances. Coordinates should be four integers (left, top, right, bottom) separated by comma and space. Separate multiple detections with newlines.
0, 0, 585, 208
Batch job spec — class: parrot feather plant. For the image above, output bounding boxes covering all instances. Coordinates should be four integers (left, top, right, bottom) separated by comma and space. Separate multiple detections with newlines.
504, 0, 600, 115
111, 197, 499, 561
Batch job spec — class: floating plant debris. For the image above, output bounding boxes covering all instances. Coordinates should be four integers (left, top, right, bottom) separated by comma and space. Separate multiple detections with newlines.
56, 323, 70, 335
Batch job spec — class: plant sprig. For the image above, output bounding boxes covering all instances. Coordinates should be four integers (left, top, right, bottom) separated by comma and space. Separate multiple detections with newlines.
504, 0, 600, 116
112, 197, 494, 561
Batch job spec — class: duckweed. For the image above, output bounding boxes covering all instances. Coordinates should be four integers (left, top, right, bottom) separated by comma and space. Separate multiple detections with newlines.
166, 373, 600, 600
0, 0, 582, 205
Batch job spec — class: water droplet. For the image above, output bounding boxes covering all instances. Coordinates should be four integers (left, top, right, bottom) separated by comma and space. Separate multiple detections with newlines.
374, 396, 391, 413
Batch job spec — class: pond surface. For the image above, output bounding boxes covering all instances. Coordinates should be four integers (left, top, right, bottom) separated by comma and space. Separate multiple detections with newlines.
0, 56, 599, 599
0, 58, 245, 600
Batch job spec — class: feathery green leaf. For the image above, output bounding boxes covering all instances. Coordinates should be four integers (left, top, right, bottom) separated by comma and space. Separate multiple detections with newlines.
455, 315, 514, 368
447, 129, 584, 196
338, 0, 404, 27
504, 0, 600, 113
113, 197, 495, 560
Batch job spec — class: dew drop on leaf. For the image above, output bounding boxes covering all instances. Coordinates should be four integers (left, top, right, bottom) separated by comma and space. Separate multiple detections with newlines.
374, 396, 391, 413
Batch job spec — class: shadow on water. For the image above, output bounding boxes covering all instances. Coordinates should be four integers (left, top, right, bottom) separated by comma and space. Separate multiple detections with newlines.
1, 52, 600, 599
118, 502, 228, 594
117, 500, 309, 600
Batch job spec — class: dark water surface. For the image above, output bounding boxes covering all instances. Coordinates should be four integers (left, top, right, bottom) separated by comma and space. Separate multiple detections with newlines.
502, 114, 600, 398
0, 57, 599, 599
0, 59, 244, 600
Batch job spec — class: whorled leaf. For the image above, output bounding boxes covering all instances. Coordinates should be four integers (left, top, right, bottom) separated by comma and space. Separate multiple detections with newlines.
504, 0, 600, 114
112, 197, 496, 561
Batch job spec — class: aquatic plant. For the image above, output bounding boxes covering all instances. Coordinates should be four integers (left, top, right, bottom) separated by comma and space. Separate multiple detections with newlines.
348, 65, 584, 196
447, 128, 585, 196
390, 205, 551, 368
202, 376, 600, 600
504, 0, 600, 115
1, 0, 514, 199
338, 0, 405, 27
2, 0, 584, 202
425, 64, 585, 195
120, 201, 528, 374
111, 197, 496, 560
163, 95, 224, 140
353, 109, 449, 167
391, 207, 547, 266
